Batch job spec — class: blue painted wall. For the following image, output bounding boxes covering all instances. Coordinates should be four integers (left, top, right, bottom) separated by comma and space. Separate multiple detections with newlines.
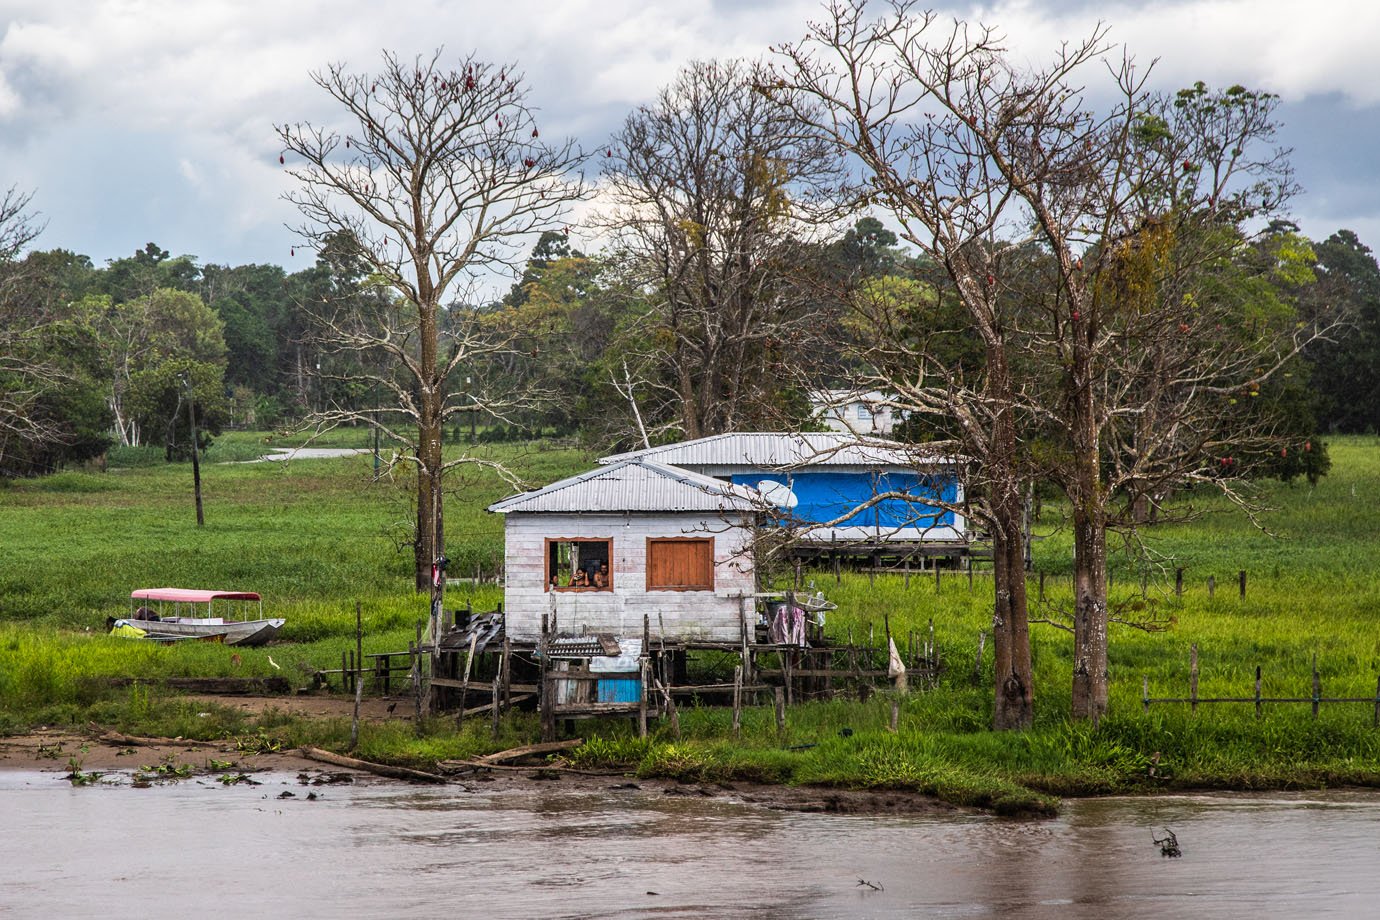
731, 469, 959, 532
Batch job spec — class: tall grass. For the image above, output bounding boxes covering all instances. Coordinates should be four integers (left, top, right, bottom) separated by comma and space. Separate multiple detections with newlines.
3, 433, 1380, 806
0, 438, 589, 628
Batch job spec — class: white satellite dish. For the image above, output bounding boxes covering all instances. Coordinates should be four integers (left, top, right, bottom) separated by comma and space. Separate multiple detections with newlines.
756, 480, 798, 508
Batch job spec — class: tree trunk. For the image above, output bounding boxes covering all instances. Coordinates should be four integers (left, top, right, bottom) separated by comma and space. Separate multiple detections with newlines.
1070, 506, 1108, 721
415, 296, 444, 593
1129, 487, 1150, 524
1068, 304, 1109, 722
986, 355, 1034, 731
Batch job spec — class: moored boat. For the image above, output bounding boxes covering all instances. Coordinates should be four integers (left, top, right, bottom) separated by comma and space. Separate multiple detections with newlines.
112, 588, 285, 647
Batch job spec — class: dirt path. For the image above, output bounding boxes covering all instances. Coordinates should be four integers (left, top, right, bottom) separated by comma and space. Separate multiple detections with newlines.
177, 691, 418, 722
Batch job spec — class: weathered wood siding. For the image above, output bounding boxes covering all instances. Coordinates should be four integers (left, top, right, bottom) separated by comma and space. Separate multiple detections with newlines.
502, 512, 755, 641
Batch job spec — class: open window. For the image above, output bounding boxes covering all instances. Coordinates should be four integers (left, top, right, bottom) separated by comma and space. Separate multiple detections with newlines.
545, 538, 613, 591
646, 537, 714, 591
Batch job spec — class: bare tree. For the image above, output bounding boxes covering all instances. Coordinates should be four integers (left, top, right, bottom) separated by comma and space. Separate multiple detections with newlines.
772, 4, 1092, 729
778, 2, 1340, 721
1000, 81, 1336, 719
0, 187, 69, 472
277, 50, 587, 599
599, 58, 844, 440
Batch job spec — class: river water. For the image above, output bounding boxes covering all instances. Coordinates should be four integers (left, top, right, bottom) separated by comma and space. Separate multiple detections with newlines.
3, 770, 1377, 919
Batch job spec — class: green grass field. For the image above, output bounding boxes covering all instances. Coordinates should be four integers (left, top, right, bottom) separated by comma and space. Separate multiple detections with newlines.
2, 431, 1378, 809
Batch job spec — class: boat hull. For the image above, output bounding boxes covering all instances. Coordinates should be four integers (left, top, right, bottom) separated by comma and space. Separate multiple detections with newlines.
136, 618, 285, 647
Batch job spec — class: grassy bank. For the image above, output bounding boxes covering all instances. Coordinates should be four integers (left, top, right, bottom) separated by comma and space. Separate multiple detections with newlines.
2, 433, 1379, 813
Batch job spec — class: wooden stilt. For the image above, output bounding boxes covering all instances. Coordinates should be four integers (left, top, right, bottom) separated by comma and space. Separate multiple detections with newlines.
732, 665, 743, 739
540, 612, 554, 742
638, 658, 649, 738
491, 675, 501, 741
501, 635, 512, 709
456, 632, 478, 728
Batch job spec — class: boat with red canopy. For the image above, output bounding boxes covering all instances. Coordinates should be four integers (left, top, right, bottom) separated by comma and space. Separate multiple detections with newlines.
110, 588, 285, 646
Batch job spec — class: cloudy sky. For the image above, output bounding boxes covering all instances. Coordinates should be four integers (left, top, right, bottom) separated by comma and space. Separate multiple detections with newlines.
1, 0, 1376, 275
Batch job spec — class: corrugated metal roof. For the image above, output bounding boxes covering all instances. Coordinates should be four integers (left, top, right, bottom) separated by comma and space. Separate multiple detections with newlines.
488, 459, 765, 514
599, 432, 956, 470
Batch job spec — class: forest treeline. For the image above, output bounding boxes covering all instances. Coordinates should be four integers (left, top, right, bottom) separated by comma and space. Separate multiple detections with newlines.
1, 215, 1375, 480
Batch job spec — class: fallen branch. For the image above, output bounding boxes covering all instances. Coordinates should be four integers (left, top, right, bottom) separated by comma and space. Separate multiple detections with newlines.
94, 729, 224, 749
299, 746, 451, 784
436, 760, 626, 777
473, 738, 584, 765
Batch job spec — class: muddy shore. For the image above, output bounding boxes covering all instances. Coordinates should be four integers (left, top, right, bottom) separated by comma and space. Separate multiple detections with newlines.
0, 720, 964, 817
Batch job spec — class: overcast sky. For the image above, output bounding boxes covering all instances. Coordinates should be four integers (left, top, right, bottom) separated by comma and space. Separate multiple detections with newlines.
2, 0, 1376, 277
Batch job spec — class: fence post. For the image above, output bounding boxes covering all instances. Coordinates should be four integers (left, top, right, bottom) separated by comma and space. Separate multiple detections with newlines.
1039, 571, 1045, 602
935, 564, 941, 593
1254, 665, 1263, 720
1312, 653, 1321, 720
1175, 567, 1184, 598
774, 687, 786, 736
355, 600, 364, 697
904, 557, 910, 589
928, 618, 936, 689
1190, 643, 1199, 715
1239, 570, 1247, 600
1208, 575, 1216, 599
1142, 675, 1149, 714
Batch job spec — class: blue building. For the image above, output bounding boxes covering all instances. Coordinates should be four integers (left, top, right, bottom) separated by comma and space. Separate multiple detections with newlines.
600, 433, 965, 547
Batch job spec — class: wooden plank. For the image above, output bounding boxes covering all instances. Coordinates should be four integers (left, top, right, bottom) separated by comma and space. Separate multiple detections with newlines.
756, 668, 890, 678
552, 702, 642, 716
457, 693, 534, 718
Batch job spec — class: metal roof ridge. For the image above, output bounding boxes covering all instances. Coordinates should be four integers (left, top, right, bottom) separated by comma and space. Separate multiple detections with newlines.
486, 457, 763, 513
597, 431, 933, 468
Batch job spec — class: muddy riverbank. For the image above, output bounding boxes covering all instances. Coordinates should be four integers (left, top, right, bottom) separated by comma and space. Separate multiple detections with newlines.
0, 727, 964, 817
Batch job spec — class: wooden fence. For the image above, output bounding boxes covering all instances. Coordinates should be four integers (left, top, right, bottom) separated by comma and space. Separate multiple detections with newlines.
1143, 643, 1380, 723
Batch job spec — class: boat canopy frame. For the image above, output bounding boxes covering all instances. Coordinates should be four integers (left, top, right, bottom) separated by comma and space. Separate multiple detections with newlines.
130, 588, 265, 622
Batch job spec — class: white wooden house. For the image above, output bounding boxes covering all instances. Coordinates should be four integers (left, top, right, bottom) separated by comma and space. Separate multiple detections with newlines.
488, 459, 762, 642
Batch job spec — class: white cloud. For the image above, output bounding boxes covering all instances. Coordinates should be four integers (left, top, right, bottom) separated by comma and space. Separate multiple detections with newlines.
0, 0, 1376, 264
974, 0, 1380, 104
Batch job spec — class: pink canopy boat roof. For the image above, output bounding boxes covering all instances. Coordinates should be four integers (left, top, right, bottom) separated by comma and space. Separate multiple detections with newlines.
131, 588, 261, 603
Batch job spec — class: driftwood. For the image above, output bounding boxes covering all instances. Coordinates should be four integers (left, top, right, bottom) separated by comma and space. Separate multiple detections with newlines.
436, 760, 625, 777
96, 729, 224, 749
438, 738, 585, 775
299, 746, 451, 784
473, 738, 583, 765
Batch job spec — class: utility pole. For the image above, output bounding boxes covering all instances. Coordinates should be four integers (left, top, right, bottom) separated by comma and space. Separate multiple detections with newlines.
179, 372, 204, 527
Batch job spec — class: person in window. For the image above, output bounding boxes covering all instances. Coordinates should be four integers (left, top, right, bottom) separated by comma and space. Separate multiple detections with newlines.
593, 563, 609, 588
549, 572, 562, 589
570, 568, 590, 587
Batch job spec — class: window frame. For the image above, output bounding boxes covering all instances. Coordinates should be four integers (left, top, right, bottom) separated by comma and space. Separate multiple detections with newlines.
645, 536, 715, 592
544, 537, 614, 592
